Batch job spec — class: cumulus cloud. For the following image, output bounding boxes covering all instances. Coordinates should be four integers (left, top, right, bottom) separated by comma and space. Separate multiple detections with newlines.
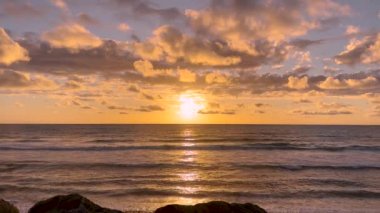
133, 25, 241, 66
0, 28, 29, 65
0, 70, 55, 88
42, 23, 103, 52
319, 76, 378, 89
335, 34, 380, 65
287, 76, 309, 89
185, 0, 348, 55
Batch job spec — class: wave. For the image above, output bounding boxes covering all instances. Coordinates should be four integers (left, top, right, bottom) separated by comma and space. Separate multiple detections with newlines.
3, 162, 380, 172
1, 143, 380, 152
2, 183, 379, 199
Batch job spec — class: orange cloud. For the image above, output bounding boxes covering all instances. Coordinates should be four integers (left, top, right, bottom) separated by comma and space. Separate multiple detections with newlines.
0, 28, 29, 65
287, 76, 309, 89
42, 23, 103, 52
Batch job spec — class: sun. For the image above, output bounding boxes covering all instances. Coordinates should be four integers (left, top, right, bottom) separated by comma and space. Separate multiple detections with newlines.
179, 94, 204, 119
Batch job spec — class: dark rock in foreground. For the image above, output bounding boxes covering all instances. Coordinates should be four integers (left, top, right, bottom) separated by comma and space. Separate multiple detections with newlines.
154, 201, 267, 213
28, 193, 123, 213
0, 199, 19, 213
26, 193, 267, 213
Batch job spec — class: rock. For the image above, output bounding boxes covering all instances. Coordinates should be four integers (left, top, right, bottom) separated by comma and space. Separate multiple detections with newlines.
0, 199, 19, 213
154, 201, 267, 213
28, 193, 123, 213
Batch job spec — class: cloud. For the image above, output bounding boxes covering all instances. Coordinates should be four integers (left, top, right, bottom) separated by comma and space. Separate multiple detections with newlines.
14, 39, 135, 74
205, 71, 228, 84
133, 25, 241, 66
108, 105, 129, 110
76, 13, 100, 26
198, 109, 235, 115
345, 25, 360, 35
291, 65, 312, 75
185, 0, 348, 55
133, 60, 170, 77
323, 65, 341, 74
287, 76, 309, 89
294, 99, 312, 104
319, 76, 378, 89
128, 85, 140, 93
178, 69, 196, 83
254, 103, 269, 108
289, 39, 324, 49
142, 93, 154, 100
0, 70, 55, 88
105, 0, 183, 21
335, 34, 380, 65
318, 102, 350, 109
0, 0, 44, 18
63, 80, 83, 90
118, 23, 130, 32
0, 28, 29, 65
42, 23, 103, 52
293, 109, 353, 115
51, 0, 68, 12
136, 104, 164, 112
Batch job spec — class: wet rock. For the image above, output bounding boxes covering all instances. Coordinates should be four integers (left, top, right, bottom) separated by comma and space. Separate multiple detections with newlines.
154, 201, 267, 213
28, 193, 122, 213
0, 199, 19, 213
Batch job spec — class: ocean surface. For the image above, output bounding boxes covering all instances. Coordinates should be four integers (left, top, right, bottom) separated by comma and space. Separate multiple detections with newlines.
0, 124, 379, 212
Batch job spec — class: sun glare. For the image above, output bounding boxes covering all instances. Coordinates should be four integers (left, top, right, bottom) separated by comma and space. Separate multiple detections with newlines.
179, 94, 204, 119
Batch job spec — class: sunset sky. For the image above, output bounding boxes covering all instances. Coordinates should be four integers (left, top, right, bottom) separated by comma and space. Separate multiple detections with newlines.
0, 0, 380, 124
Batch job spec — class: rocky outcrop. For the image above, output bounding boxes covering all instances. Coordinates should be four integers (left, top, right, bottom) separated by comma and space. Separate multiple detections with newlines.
28, 193, 123, 213
0, 199, 19, 213
25, 193, 267, 213
154, 201, 267, 213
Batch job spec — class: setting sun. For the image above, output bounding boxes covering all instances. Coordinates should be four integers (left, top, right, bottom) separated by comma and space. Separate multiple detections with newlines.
179, 94, 204, 119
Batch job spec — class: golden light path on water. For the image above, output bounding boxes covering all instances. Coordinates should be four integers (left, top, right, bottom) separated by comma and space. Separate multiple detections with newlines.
174, 128, 202, 204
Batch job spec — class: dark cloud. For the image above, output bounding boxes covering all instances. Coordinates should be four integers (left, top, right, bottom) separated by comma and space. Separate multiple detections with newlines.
103, 0, 183, 21
8, 39, 136, 75
0, 70, 53, 88
76, 13, 100, 25
136, 104, 164, 112
294, 99, 312, 104
293, 109, 353, 115
128, 85, 140, 93
142, 93, 154, 100
0, 0, 45, 18
198, 109, 235, 115
108, 105, 129, 110
289, 39, 324, 49
254, 103, 269, 108
335, 34, 380, 65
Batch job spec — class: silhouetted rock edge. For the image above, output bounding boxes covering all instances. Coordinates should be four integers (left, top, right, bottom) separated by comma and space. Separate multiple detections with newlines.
2, 193, 268, 213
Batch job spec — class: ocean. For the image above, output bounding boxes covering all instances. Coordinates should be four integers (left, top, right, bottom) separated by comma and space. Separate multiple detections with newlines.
0, 124, 379, 212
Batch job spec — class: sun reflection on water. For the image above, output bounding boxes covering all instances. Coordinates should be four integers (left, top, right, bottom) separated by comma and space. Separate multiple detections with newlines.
176, 128, 201, 201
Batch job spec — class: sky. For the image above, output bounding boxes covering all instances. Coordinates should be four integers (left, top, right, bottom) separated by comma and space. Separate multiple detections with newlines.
0, 0, 379, 124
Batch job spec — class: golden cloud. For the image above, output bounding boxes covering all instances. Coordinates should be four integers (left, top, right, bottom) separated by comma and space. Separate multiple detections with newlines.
0, 28, 29, 65
42, 23, 103, 52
